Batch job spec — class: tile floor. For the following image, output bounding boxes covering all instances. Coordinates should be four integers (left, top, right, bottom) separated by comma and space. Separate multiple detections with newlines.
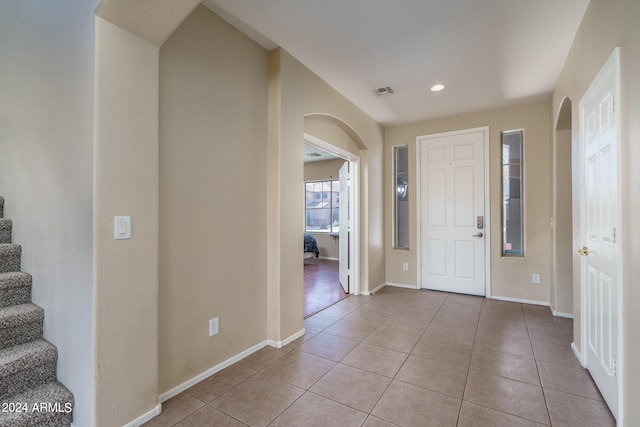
144, 287, 616, 426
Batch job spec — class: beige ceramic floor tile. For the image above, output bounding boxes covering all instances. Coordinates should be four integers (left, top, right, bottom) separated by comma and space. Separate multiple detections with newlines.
303, 314, 339, 332
537, 360, 604, 400
297, 332, 359, 362
380, 313, 432, 335
143, 393, 204, 427
185, 364, 256, 402
464, 370, 550, 425
401, 297, 445, 311
470, 347, 540, 385
440, 301, 482, 316
395, 305, 439, 321
445, 293, 484, 307
362, 415, 400, 427
412, 337, 473, 368
363, 327, 421, 353
260, 350, 335, 389
285, 329, 319, 348
318, 302, 356, 319
477, 316, 529, 339
341, 343, 408, 378
432, 310, 479, 331
211, 372, 304, 427
458, 401, 547, 427
372, 380, 461, 427
270, 392, 367, 426
173, 405, 245, 427
343, 307, 392, 326
531, 340, 582, 369
544, 388, 616, 427
236, 345, 292, 371
474, 330, 534, 358
396, 355, 468, 398
323, 318, 378, 342
310, 363, 392, 413
421, 322, 477, 347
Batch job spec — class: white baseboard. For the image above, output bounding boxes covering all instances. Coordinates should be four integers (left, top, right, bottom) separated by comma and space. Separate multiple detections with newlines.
385, 282, 420, 290
266, 328, 306, 349
123, 403, 162, 427
571, 342, 585, 367
489, 295, 550, 307
156, 328, 306, 406
362, 283, 386, 295
318, 256, 339, 261
552, 310, 574, 319
158, 340, 269, 403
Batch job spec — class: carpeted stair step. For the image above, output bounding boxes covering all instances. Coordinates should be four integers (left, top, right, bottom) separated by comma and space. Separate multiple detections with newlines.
0, 244, 21, 273
0, 272, 32, 308
0, 304, 43, 351
0, 219, 10, 244
0, 339, 57, 401
0, 381, 73, 427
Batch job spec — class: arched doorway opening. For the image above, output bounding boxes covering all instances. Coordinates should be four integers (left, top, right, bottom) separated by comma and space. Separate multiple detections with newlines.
551, 96, 573, 316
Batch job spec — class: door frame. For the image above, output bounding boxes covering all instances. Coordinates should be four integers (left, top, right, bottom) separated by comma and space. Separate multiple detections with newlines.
578, 47, 623, 422
416, 126, 491, 296
304, 133, 360, 295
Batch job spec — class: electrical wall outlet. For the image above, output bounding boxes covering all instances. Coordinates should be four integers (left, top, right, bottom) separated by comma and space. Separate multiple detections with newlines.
209, 317, 219, 336
402, 263, 409, 271
532, 274, 541, 284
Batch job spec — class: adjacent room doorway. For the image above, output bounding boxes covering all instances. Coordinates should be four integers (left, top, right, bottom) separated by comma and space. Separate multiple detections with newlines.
303, 134, 360, 317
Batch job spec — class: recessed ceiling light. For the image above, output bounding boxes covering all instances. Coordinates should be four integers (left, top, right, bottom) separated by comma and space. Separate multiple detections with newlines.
430, 84, 445, 92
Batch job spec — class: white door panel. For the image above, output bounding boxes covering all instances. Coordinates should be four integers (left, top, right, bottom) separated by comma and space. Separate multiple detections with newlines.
419, 129, 487, 296
339, 161, 349, 294
579, 48, 620, 420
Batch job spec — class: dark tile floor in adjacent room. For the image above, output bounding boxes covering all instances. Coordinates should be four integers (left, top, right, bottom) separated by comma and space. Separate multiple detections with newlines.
144, 287, 615, 426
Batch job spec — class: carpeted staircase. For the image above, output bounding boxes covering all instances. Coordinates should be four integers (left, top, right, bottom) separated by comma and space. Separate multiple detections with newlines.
0, 197, 74, 426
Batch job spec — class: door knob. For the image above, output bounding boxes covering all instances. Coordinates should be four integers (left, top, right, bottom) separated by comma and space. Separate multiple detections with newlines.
578, 246, 590, 256
472, 232, 484, 237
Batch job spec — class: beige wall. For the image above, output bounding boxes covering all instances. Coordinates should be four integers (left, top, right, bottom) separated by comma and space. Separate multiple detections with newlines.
552, 0, 640, 423
304, 159, 346, 259
268, 48, 385, 340
0, 2, 97, 425
384, 101, 552, 303
94, 1, 199, 425
94, 4, 384, 424
158, 5, 268, 393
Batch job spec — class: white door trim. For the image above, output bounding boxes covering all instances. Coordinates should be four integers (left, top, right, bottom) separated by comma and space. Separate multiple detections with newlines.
304, 133, 360, 296
416, 126, 491, 295
578, 47, 623, 424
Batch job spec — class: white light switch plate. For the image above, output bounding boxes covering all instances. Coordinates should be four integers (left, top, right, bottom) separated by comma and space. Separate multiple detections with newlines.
114, 216, 131, 240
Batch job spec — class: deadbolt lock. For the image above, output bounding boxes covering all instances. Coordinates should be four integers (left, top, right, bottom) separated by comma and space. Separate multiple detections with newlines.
578, 246, 590, 256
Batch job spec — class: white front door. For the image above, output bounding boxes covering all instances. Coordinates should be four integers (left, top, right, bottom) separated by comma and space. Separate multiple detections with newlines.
579, 48, 620, 419
419, 128, 487, 296
338, 161, 349, 293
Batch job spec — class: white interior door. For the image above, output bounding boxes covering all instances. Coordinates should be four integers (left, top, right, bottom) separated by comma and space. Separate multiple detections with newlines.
579, 48, 620, 419
419, 129, 486, 295
338, 161, 349, 293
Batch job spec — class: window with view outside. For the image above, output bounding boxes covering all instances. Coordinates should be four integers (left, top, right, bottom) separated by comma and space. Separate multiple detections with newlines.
305, 180, 339, 233
502, 130, 523, 256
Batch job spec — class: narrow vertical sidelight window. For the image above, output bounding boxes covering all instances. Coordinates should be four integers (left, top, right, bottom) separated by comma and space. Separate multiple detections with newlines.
394, 145, 409, 249
502, 131, 524, 256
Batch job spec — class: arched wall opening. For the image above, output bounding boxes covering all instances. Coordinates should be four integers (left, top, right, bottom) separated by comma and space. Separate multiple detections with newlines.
551, 96, 574, 316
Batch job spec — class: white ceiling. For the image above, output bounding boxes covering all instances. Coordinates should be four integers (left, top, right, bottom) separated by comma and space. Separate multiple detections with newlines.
202, 0, 590, 126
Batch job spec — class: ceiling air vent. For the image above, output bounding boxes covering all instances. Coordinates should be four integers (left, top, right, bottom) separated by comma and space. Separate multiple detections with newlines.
374, 86, 394, 96
306, 152, 322, 158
